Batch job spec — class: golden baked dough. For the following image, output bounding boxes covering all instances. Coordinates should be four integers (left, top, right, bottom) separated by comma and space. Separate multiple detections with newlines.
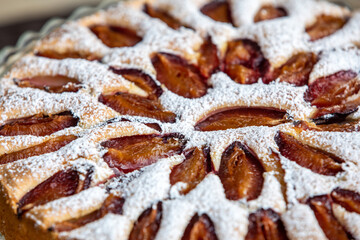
0, 0, 360, 239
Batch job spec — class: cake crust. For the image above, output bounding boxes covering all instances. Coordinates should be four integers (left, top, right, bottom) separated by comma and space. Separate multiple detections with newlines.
1, 0, 360, 239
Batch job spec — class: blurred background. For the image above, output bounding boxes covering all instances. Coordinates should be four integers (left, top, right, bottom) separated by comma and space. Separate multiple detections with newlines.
0, 0, 102, 49
0, 0, 358, 50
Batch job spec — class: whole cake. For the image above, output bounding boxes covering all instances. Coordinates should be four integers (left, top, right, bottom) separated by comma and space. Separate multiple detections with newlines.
0, 0, 360, 239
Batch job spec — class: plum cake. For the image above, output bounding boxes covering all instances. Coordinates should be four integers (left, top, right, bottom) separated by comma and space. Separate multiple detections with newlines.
0, 0, 360, 239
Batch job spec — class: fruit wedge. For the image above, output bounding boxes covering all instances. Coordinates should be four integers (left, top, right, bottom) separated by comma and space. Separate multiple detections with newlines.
52, 194, 125, 232
18, 167, 93, 215
101, 134, 185, 175
0, 135, 77, 165
304, 70, 360, 118
262, 151, 288, 203
90, 25, 142, 48
275, 132, 343, 176
224, 39, 270, 84
129, 202, 162, 240
198, 37, 220, 79
294, 118, 360, 133
307, 195, 351, 240
218, 142, 264, 201
195, 107, 288, 131
0, 112, 79, 137
182, 213, 218, 240
200, 0, 233, 24
110, 68, 163, 99
144, 4, 184, 30
15, 75, 81, 93
269, 52, 317, 86
331, 188, 360, 214
152, 52, 207, 98
99, 92, 176, 123
245, 209, 288, 240
254, 5, 287, 23
170, 147, 211, 194
306, 15, 347, 41
36, 50, 99, 61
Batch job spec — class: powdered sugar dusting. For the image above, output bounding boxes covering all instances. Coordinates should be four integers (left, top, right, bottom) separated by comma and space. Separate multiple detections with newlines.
248, 173, 286, 213
309, 47, 360, 84
26, 187, 108, 229
160, 72, 315, 124
0, 87, 119, 128
282, 204, 328, 240
0, 0, 360, 239
164, 174, 249, 240
34, 22, 108, 58
59, 214, 132, 240
108, 155, 183, 221
298, 130, 360, 164
281, 155, 339, 203
5, 55, 147, 96
333, 204, 360, 239
310, 12, 360, 52
239, 17, 309, 66
156, 199, 195, 240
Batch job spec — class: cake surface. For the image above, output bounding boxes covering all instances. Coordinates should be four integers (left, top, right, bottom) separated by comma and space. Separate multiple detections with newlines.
0, 0, 360, 239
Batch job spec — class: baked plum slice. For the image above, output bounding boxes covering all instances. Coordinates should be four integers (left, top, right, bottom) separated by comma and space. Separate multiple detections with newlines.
144, 122, 162, 132
306, 15, 348, 41
52, 194, 125, 232
307, 195, 352, 240
0, 135, 77, 165
331, 188, 360, 214
129, 202, 162, 240
263, 151, 288, 203
181, 213, 218, 240
36, 50, 100, 61
152, 52, 207, 98
89, 25, 142, 48
195, 107, 289, 131
0, 112, 79, 137
144, 4, 184, 30
104, 118, 162, 132
200, 0, 233, 25
101, 134, 185, 175
304, 70, 360, 118
198, 37, 220, 79
17, 167, 94, 215
218, 142, 264, 201
314, 121, 360, 132
110, 68, 163, 99
269, 52, 317, 86
223, 39, 270, 84
294, 118, 360, 132
99, 92, 176, 123
254, 5, 287, 23
312, 111, 360, 132
170, 147, 211, 194
245, 209, 289, 240
275, 132, 344, 176
14, 75, 81, 93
